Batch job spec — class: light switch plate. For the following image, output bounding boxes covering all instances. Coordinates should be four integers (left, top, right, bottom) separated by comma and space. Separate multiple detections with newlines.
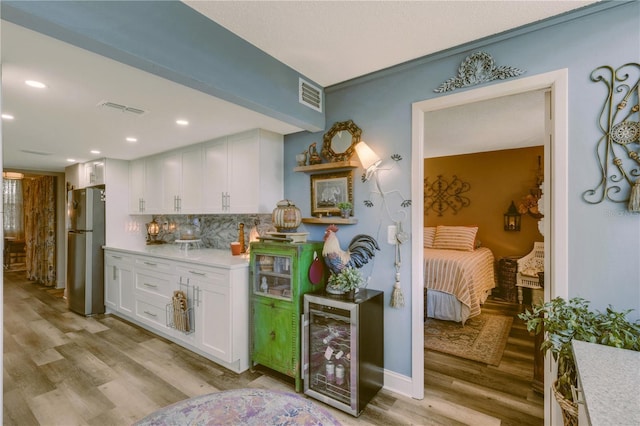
387, 225, 397, 245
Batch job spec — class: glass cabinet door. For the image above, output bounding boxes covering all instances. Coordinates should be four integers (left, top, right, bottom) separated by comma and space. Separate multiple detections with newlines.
307, 303, 353, 405
253, 254, 293, 300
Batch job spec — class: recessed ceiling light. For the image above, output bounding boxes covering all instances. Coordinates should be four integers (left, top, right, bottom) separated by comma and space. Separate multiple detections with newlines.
90, 150, 101, 155
126, 137, 138, 142
176, 119, 189, 126
1, 114, 15, 120
25, 80, 47, 89
66, 158, 76, 163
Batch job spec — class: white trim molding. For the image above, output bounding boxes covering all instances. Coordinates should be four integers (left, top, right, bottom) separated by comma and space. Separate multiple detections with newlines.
411, 69, 569, 426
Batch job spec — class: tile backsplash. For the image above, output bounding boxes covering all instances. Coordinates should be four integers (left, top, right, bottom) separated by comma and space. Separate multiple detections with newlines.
153, 214, 274, 249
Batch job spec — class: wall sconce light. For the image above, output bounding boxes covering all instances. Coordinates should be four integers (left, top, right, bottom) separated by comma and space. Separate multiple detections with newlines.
504, 201, 521, 231
354, 141, 382, 182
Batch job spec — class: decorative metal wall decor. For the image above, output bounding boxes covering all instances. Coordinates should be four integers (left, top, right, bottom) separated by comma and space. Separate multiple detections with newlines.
424, 175, 471, 216
362, 154, 412, 209
582, 63, 640, 210
434, 51, 525, 93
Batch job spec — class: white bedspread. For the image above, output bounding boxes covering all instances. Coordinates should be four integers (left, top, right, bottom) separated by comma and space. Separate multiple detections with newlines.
424, 247, 496, 320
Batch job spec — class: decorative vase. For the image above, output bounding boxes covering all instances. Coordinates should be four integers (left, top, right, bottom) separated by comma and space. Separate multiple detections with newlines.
272, 200, 302, 232
340, 209, 351, 219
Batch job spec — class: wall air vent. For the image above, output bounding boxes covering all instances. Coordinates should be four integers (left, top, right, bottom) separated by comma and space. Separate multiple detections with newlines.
299, 78, 323, 113
97, 101, 146, 115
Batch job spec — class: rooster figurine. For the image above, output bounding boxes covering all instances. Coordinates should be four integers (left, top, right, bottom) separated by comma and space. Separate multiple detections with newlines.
322, 224, 380, 275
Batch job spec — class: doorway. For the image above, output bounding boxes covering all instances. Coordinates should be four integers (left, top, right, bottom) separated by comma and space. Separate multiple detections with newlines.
2, 170, 67, 288
411, 70, 569, 426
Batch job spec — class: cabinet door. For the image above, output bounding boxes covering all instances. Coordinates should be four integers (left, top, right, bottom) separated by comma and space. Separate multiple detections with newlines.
143, 155, 164, 213
180, 146, 204, 213
118, 263, 134, 315
227, 132, 260, 213
197, 282, 231, 362
104, 258, 119, 311
84, 159, 105, 187
104, 252, 134, 315
252, 300, 295, 375
202, 137, 229, 213
162, 152, 182, 213
129, 159, 146, 213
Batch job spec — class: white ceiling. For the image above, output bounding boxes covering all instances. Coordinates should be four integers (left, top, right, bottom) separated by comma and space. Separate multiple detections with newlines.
1, 1, 597, 172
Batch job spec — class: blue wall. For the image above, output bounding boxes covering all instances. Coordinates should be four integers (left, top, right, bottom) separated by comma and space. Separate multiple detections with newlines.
285, 2, 640, 376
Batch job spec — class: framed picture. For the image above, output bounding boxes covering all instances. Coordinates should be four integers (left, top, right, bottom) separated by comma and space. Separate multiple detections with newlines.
310, 171, 354, 217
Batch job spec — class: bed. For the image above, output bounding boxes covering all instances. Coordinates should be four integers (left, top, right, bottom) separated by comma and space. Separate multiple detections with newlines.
423, 226, 496, 324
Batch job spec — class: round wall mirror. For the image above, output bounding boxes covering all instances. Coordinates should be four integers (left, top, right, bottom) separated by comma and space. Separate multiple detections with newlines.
321, 120, 362, 162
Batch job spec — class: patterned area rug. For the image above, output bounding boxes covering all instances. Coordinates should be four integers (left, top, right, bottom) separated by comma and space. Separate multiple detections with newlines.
424, 313, 513, 366
133, 388, 341, 426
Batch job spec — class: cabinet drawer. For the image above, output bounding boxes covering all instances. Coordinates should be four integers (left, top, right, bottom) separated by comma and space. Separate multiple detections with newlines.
105, 252, 134, 265
135, 298, 167, 329
135, 257, 172, 272
135, 270, 173, 298
176, 265, 229, 287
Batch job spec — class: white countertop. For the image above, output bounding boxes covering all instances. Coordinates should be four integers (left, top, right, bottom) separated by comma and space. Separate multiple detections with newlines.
104, 244, 250, 269
572, 340, 640, 426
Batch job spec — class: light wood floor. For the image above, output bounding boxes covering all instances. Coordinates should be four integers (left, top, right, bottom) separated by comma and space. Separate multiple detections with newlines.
3, 271, 543, 425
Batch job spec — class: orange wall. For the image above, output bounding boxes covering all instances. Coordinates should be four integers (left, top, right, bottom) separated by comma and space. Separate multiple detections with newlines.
424, 146, 544, 260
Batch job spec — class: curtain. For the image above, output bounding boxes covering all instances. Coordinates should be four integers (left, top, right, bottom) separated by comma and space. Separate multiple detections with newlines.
3, 178, 25, 239
23, 176, 57, 286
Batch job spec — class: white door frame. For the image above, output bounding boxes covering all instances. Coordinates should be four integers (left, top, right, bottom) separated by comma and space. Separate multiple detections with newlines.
411, 69, 568, 426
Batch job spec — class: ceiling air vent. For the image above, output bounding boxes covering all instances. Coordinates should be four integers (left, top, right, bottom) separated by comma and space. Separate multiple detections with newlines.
299, 78, 323, 112
97, 101, 146, 115
20, 149, 52, 156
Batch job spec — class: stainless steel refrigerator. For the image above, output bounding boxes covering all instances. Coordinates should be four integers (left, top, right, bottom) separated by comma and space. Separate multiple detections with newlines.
67, 187, 105, 316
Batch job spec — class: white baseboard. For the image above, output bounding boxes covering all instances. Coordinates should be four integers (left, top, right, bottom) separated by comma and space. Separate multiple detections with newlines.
383, 369, 416, 399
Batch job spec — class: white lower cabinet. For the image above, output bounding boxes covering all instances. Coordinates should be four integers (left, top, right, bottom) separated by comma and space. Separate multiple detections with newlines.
104, 251, 134, 315
173, 265, 249, 371
175, 266, 232, 362
103, 249, 249, 373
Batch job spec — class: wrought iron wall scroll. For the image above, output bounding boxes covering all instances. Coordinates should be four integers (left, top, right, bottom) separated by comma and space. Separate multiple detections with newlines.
434, 51, 525, 93
582, 63, 640, 208
424, 175, 471, 216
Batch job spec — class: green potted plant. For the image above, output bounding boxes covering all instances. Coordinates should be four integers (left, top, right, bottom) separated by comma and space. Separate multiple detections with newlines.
326, 266, 364, 295
519, 297, 640, 425
337, 201, 352, 218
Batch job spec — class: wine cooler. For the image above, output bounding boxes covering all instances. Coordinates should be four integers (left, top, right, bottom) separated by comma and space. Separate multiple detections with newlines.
303, 290, 383, 416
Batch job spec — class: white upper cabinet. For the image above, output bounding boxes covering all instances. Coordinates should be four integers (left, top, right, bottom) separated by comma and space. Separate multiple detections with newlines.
202, 136, 229, 213
203, 129, 283, 214
129, 158, 146, 213
162, 145, 204, 214
65, 159, 105, 189
84, 159, 105, 187
144, 155, 164, 213
129, 156, 163, 214
130, 129, 282, 215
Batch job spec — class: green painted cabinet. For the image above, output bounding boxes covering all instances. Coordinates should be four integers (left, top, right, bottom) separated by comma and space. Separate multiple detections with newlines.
249, 240, 325, 392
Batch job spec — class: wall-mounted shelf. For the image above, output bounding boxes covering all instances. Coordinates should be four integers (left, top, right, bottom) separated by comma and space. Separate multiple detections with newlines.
302, 217, 358, 225
294, 160, 359, 174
